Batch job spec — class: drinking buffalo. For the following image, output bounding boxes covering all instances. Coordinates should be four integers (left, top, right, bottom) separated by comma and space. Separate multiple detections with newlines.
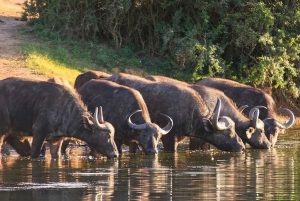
196, 77, 295, 146
77, 79, 173, 155
146, 75, 271, 149
74, 70, 111, 90
0, 77, 118, 158
105, 73, 245, 152
48, 76, 80, 155
48, 76, 74, 91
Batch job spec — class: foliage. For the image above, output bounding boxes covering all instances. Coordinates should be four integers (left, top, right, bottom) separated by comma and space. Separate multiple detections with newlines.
22, 0, 300, 98
20, 25, 173, 83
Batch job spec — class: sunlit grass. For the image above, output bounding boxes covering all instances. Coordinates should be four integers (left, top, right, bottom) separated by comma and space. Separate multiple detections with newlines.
20, 42, 98, 85
25, 53, 80, 86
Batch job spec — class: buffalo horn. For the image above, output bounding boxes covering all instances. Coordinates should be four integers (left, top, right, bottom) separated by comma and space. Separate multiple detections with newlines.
127, 110, 148, 130
249, 106, 267, 119
158, 113, 173, 135
212, 98, 231, 130
93, 106, 107, 130
249, 108, 259, 128
238, 105, 248, 113
277, 108, 295, 129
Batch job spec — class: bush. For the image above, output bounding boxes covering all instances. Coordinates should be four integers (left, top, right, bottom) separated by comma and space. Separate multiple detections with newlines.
23, 0, 300, 98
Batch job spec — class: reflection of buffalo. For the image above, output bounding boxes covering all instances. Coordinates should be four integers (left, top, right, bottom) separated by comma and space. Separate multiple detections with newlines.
0, 157, 118, 201
76, 79, 173, 155
74, 70, 111, 90
146, 75, 271, 149
196, 77, 295, 146
0, 77, 118, 158
105, 73, 245, 152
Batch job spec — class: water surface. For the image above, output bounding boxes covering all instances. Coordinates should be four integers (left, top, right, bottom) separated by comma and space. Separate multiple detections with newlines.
1, 128, 300, 201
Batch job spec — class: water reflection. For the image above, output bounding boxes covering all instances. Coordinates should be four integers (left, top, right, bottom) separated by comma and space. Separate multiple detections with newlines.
0, 129, 300, 200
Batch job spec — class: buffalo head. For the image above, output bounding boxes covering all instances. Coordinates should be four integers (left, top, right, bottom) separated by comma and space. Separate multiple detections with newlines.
83, 107, 119, 159
126, 110, 173, 155
243, 107, 272, 149
262, 108, 295, 146
202, 98, 245, 152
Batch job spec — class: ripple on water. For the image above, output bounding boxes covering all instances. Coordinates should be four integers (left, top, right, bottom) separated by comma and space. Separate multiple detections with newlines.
0, 182, 90, 191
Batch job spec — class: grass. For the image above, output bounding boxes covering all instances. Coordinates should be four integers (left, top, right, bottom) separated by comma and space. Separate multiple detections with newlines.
19, 35, 149, 85
20, 42, 94, 85
18, 23, 188, 86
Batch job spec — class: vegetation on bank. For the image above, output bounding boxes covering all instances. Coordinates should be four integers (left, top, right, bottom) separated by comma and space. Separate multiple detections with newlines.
21, 0, 300, 100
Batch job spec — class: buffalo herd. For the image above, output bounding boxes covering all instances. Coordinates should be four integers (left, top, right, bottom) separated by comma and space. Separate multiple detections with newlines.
0, 71, 295, 159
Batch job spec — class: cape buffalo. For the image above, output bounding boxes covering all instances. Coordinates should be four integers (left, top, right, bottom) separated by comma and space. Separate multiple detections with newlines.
0, 77, 119, 158
77, 79, 173, 155
146, 75, 271, 149
5, 76, 81, 157
196, 77, 295, 146
105, 73, 245, 152
48, 76, 74, 91
48, 76, 80, 155
74, 70, 111, 90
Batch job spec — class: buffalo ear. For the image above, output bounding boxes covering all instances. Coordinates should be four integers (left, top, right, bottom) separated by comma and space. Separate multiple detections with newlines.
245, 127, 255, 139
83, 116, 93, 131
203, 118, 214, 132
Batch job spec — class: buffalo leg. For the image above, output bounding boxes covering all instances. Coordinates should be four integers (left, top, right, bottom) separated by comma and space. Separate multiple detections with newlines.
161, 135, 176, 152
61, 140, 70, 155
5, 136, 31, 156
31, 131, 46, 158
115, 139, 123, 155
189, 137, 211, 150
48, 140, 63, 158
129, 142, 139, 153
0, 134, 8, 155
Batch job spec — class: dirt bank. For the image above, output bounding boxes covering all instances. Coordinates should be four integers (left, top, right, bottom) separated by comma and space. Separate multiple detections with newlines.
0, 0, 46, 80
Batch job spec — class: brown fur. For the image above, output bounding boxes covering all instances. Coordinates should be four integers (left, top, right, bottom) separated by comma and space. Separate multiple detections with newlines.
196, 77, 294, 146
105, 73, 245, 152
74, 70, 111, 90
48, 76, 74, 91
146, 75, 271, 149
0, 77, 118, 158
77, 79, 173, 155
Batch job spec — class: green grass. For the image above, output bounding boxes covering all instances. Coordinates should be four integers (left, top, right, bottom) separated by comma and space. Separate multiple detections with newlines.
18, 23, 187, 85
20, 42, 95, 85
19, 35, 149, 85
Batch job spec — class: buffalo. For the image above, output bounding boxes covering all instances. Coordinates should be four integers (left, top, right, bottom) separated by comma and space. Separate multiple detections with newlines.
0, 77, 119, 158
74, 70, 111, 90
146, 75, 271, 149
196, 77, 295, 146
48, 76, 81, 155
77, 79, 173, 155
105, 73, 245, 152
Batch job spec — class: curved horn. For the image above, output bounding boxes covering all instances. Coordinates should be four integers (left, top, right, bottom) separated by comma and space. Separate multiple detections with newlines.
212, 98, 230, 130
93, 107, 108, 130
249, 108, 259, 128
98, 106, 104, 123
158, 113, 173, 135
238, 105, 248, 113
277, 108, 295, 129
249, 106, 267, 119
126, 110, 148, 130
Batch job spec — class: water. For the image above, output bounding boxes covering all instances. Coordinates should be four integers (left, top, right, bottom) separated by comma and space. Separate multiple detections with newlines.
0, 128, 300, 201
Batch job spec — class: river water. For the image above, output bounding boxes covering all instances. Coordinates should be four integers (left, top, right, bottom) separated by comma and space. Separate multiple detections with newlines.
0, 128, 300, 201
